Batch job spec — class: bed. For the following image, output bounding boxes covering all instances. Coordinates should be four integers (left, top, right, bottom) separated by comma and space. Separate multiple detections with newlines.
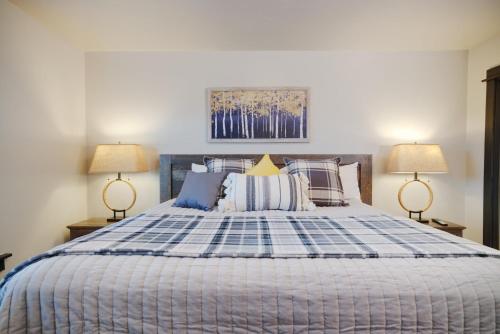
1, 154, 499, 333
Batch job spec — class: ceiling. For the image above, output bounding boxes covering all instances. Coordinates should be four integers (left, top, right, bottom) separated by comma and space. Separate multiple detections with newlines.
10, 0, 500, 51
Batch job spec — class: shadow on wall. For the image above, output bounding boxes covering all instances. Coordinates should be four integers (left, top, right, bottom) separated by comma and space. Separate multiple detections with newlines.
465, 150, 477, 179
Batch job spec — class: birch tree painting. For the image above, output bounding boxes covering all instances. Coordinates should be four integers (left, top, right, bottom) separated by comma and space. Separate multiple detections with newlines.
209, 88, 308, 142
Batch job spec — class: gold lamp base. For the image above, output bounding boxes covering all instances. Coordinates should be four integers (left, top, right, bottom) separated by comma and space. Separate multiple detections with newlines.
398, 172, 433, 222
102, 172, 137, 222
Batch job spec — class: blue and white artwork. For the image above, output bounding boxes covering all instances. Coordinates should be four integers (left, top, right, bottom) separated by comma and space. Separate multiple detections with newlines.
209, 88, 309, 142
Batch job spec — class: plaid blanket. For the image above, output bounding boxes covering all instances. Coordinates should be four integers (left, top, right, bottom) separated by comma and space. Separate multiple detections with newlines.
2, 212, 500, 333
1, 212, 499, 294
19, 213, 500, 259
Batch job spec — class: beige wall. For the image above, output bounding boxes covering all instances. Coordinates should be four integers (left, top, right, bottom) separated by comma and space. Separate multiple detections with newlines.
86, 51, 469, 237
0, 1, 87, 275
465, 34, 500, 243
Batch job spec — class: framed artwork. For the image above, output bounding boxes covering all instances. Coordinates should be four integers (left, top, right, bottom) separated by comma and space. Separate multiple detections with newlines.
208, 87, 309, 142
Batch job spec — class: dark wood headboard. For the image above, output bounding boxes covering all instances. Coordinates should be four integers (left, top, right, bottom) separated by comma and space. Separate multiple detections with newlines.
159, 154, 372, 204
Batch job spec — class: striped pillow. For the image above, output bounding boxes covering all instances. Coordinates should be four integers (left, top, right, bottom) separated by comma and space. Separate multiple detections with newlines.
284, 158, 347, 207
204, 157, 255, 173
218, 173, 315, 212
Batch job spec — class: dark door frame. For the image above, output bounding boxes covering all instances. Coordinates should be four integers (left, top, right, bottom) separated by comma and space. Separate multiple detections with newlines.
483, 64, 500, 248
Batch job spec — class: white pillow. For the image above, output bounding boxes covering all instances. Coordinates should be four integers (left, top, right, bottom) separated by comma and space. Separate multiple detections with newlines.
218, 173, 316, 212
280, 162, 361, 201
191, 163, 208, 173
339, 162, 361, 201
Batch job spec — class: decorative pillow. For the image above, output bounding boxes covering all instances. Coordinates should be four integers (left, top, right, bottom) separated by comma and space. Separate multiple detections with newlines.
281, 162, 361, 201
218, 173, 315, 212
204, 157, 254, 173
283, 158, 346, 206
339, 162, 361, 201
173, 171, 227, 211
204, 157, 255, 200
245, 154, 280, 176
191, 163, 208, 173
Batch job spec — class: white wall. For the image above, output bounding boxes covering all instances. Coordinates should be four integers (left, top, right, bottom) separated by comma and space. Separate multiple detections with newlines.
86, 51, 471, 237
465, 34, 500, 243
0, 1, 87, 275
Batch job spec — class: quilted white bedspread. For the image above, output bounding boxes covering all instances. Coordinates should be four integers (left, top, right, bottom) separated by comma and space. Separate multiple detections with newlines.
1, 201, 500, 333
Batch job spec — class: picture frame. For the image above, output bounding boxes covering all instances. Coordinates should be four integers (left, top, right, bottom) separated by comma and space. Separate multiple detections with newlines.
207, 87, 310, 143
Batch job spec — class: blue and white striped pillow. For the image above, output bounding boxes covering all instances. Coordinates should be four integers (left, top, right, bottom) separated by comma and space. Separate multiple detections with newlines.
218, 173, 315, 212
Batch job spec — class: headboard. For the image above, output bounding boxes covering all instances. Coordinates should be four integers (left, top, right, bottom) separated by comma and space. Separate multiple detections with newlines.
159, 154, 373, 205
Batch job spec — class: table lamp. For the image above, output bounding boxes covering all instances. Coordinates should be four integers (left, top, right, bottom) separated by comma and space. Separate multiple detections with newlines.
387, 143, 448, 222
89, 143, 149, 222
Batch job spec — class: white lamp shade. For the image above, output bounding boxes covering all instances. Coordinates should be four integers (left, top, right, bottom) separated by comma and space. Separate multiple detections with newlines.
89, 144, 149, 173
387, 143, 448, 174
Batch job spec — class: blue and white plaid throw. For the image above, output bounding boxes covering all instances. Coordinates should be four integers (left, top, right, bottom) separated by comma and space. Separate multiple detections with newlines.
26, 214, 500, 259
2, 213, 499, 290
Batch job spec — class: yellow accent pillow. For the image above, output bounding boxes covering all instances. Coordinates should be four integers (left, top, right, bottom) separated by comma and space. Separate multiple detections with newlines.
245, 154, 280, 176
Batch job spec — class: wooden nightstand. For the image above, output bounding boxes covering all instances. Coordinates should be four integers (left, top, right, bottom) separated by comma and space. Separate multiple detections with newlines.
0, 253, 12, 271
422, 219, 466, 237
67, 218, 116, 240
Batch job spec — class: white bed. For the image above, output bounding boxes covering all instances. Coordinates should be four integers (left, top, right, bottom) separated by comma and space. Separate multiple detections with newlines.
2, 154, 500, 333
1, 199, 500, 333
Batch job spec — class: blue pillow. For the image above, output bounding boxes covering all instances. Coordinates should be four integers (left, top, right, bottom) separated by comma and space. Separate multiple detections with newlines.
173, 171, 227, 211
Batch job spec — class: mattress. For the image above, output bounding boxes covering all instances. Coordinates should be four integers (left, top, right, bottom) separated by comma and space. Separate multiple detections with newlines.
1, 201, 500, 333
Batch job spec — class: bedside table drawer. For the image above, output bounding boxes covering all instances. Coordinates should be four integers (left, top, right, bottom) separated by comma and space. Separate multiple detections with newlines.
67, 218, 116, 240
444, 229, 463, 237
69, 228, 100, 240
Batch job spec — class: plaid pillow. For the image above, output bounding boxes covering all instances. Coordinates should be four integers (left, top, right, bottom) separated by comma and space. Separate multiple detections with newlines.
283, 158, 347, 207
203, 157, 255, 200
203, 157, 254, 173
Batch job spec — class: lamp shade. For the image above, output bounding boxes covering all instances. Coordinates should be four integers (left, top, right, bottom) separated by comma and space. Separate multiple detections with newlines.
387, 143, 448, 174
89, 144, 149, 173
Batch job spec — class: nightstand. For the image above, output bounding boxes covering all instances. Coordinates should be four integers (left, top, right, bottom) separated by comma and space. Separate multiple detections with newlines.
422, 219, 466, 237
67, 218, 116, 240
0, 253, 12, 271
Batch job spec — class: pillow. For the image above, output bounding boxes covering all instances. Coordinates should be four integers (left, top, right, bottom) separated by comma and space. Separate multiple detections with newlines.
280, 162, 361, 201
204, 157, 255, 200
218, 173, 315, 212
245, 154, 280, 176
203, 157, 254, 173
191, 163, 208, 173
339, 162, 361, 201
173, 171, 227, 211
283, 158, 347, 207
